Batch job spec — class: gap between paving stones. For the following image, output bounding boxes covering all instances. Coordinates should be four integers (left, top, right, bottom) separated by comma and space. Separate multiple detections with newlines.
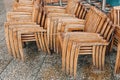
0, 59, 13, 75
34, 53, 47, 80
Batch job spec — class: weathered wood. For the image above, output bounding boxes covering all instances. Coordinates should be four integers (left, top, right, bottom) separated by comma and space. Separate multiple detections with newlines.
110, 6, 120, 73
60, 6, 114, 79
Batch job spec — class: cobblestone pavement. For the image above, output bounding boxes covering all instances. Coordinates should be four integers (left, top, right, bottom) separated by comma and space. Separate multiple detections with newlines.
0, 0, 120, 80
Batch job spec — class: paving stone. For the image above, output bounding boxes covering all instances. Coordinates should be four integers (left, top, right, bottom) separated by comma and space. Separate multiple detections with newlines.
0, 51, 46, 80
35, 63, 68, 80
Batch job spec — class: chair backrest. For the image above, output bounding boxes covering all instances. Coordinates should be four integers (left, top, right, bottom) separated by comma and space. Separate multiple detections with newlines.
32, 1, 40, 22
84, 6, 115, 42
75, 2, 88, 19
66, 0, 79, 14
37, 6, 47, 28
84, 6, 107, 33
110, 6, 120, 26
98, 18, 114, 42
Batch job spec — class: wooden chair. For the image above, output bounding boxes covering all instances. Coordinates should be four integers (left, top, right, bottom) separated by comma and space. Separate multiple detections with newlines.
59, 6, 115, 78
109, 6, 120, 73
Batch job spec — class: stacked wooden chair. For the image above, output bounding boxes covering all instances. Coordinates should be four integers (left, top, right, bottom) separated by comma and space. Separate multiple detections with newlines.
44, 1, 88, 51
110, 6, 120, 73
58, 6, 115, 78
5, 0, 50, 61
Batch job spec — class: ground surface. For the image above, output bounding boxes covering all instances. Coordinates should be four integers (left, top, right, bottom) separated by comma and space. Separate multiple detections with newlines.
0, 0, 120, 80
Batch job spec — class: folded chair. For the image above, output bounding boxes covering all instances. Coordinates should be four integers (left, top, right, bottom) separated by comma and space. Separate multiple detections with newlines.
59, 6, 115, 78
109, 6, 120, 73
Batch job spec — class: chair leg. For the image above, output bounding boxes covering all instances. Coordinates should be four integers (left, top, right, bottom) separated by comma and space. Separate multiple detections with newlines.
57, 38, 62, 54
13, 30, 20, 59
56, 23, 62, 53
96, 46, 99, 69
53, 20, 57, 52
101, 45, 106, 70
62, 35, 69, 71
35, 33, 41, 51
44, 33, 51, 54
109, 36, 114, 52
92, 46, 96, 66
73, 46, 79, 79
50, 20, 53, 50
70, 42, 76, 75
98, 46, 103, 70
66, 40, 72, 74
18, 32, 25, 61
46, 17, 51, 48
4, 23, 12, 54
41, 32, 46, 52
38, 32, 44, 51
9, 28, 17, 58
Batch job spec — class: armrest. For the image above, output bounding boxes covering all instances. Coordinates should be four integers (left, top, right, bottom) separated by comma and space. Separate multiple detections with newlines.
47, 13, 75, 17
5, 22, 36, 27
18, 27, 46, 34
57, 18, 85, 32
58, 18, 85, 25
19, 0, 34, 5
66, 32, 108, 45
44, 6, 66, 9
45, 8, 66, 13
7, 12, 32, 15
64, 24, 85, 32
13, 6, 33, 12
7, 13, 32, 22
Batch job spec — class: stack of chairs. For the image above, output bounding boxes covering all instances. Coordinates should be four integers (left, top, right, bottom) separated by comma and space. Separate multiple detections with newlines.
110, 6, 120, 74
5, 0, 50, 61
43, 1, 115, 79
43, 0, 88, 52
42, 0, 114, 79
58, 6, 115, 78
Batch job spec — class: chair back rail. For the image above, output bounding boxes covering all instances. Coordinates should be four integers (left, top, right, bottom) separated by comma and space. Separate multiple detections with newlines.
84, 6, 115, 42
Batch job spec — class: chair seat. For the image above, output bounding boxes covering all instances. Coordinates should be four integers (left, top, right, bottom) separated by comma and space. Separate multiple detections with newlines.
59, 32, 108, 48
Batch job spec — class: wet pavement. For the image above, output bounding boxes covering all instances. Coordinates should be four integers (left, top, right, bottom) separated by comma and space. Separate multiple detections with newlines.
0, 0, 120, 80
